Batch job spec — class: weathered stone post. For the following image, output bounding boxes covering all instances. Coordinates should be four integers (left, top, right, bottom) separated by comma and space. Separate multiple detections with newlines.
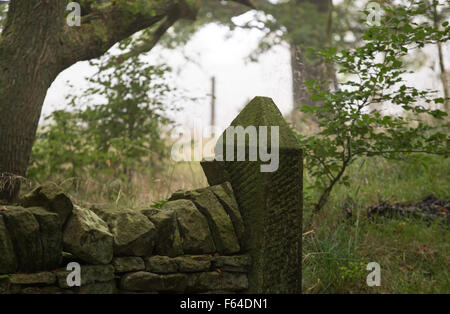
201, 96, 303, 293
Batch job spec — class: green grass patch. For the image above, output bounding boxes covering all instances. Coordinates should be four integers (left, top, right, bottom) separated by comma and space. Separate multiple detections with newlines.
303, 155, 450, 293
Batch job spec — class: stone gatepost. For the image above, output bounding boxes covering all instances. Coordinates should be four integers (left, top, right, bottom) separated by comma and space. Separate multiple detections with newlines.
201, 96, 303, 293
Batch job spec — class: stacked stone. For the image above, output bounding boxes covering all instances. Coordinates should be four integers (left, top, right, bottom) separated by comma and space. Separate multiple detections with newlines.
0, 182, 249, 294
118, 255, 249, 293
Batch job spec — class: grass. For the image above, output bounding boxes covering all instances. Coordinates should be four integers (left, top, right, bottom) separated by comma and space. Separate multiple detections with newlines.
23, 160, 207, 209
302, 155, 450, 293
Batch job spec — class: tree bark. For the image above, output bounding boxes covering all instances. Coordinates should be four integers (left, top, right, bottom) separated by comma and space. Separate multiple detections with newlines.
436, 41, 449, 113
290, 44, 308, 111
0, 1, 68, 202
431, 3, 449, 112
289, 0, 334, 129
0, 0, 252, 203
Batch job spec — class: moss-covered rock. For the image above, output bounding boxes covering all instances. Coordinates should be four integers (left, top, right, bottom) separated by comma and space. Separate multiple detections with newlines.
90, 206, 156, 257
141, 208, 183, 257
145, 255, 178, 273
1, 206, 62, 272
174, 255, 211, 273
120, 271, 187, 292
20, 183, 73, 226
163, 199, 215, 254
113, 257, 145, 273
186, 271, 248, 292
171, 189, 240, 254
211, 255, 251, 273
9, 272, 56, 285
145, 255, 212, 274
208, 182, 245, 246
77, 280, 116, 294
1, 206, 41, 272
27, 207, 63, 269
0, 215, 17, 274
63, 206, 113, 265
0, 275, 11, 294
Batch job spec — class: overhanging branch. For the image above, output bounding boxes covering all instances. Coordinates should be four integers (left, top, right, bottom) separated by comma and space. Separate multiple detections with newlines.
60, 1, 194, 65
59, 0, 256, 68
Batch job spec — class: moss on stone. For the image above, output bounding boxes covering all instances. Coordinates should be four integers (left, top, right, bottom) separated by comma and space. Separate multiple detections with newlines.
0, 215, 17, 274
20, 183, 73, 226
163, 199, 216, 254
90, 206, 156, 257
215, 96, 303, 293
63, 206, 113, 265
218, 96, 302, 153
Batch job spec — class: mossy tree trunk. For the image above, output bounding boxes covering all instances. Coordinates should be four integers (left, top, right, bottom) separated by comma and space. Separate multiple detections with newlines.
0, 0, 251, 203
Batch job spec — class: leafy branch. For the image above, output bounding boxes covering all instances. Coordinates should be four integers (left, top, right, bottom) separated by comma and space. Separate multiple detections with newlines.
297, 0, 450, 212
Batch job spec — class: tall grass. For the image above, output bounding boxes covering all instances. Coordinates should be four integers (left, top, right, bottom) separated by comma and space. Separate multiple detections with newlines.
23, 161, 207, 209
302, 155, 449, 293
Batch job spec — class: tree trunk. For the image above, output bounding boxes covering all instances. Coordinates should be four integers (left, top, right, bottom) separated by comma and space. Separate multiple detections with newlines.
432, 1, 449, 112
0, 1, 67, 203
436, 40, 449, 113
290, 44, 309, 110
289, 0, 334, 130
0, 0, 212, 203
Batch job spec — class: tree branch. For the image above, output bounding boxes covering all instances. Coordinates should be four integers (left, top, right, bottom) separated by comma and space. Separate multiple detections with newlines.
59, 0, 256, 69
109, 12, 181, 64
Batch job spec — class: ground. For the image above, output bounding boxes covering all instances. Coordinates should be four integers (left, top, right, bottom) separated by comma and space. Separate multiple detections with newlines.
302, 155, 449, 293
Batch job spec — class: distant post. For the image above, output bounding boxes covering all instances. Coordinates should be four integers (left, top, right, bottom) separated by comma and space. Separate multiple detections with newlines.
211, 76, 216, 135
201, 96, 303, 293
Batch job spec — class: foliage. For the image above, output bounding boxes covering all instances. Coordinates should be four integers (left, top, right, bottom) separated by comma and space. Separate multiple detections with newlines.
297, 0, 450, 212
338, 261, 366, 283
150, 199, 169, 209
303, 155, 450, 293
240, 0, 341, 62
28, 110, 91, 181
29, 43, 177, 187
422, 0, 450, 26
0, 2, 7, 32
159, 0, 363, 63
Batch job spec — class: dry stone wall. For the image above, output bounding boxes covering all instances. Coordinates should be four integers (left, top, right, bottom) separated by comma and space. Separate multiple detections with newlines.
0, 182, 249, 294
